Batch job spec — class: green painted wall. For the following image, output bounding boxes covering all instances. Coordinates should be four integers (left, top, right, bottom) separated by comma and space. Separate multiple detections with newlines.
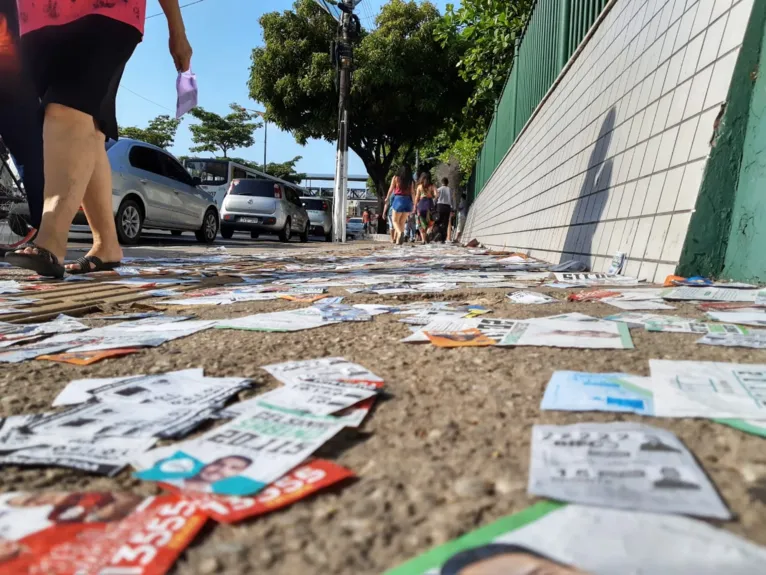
723, 17, 766, 283
677, 1, 766, 279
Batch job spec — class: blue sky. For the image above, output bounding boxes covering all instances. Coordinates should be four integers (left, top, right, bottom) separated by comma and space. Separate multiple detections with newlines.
118, 0, 450, 187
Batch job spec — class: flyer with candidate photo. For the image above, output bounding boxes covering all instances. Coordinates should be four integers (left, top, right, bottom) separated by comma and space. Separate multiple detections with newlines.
134, 402, 346, 496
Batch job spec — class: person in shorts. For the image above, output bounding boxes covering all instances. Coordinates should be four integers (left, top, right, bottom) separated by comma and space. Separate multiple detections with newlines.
6, 0, 192, 278
383, 164, 415, 245
0, 0, 43, 239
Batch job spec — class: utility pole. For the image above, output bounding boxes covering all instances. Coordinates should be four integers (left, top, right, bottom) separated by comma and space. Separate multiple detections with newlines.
331, 0, 359, 243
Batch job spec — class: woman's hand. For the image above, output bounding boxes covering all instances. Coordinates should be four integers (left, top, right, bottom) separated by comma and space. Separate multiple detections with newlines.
169, 30, 193, 72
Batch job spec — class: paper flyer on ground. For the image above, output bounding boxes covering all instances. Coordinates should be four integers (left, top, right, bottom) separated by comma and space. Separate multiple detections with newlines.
697, 331, 766, 349
160, 459, 354, 523
0, 492, 206, 574
384, 503, 766, 575
215, 308, 340, 332
649, 360, 766, 419
134, 402, 346, 495
645, 318, 748, 334
540, 371, 654, 415
262, 357, 384, 387
706, 310, 766, 326
527, 422, 731, 519
499, 319, 634, 349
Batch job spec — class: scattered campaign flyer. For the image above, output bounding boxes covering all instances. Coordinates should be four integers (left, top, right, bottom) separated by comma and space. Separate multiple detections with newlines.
134, 402, 346, 496
384, 503, 766, 575
161, 459, 354, 523
507, 291, 557, 304
540, 371, 654, 415
603, 312, 691, 328
601, 298, 675, 310
697, 330, 766, 349
645, 319, 749, 334
0, 433, 155, 476
661, 287, 764, 302
401, 318, 480, 343
262, 357, 384, 387
215, 308, 339, 332
499, 319, 634, 349
474, 318, 520, 342
37, 348, 140, 365
0, 492, 206, 574
554, 272, 640, 286
425, 328, 496, 347
715, 418, 766, 438
528, 422, 731, 519
607, 251, 626, 275
23, 402, 215, 440
316, 304, 372, 322
567, 289, 620, 301
706, 310, 766, 326
649, 360, 766, 419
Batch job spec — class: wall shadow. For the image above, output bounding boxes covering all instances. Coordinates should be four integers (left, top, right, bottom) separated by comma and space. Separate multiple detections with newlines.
559, 107, 616, 266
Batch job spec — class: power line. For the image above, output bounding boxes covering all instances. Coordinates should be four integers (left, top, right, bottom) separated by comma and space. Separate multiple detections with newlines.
146, 0, 209, 20
120, 85, 174, 113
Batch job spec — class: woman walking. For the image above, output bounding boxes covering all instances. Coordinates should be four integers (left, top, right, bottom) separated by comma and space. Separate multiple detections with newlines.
414, 172, 436, 243
5, 0, 192, 277
383, 165, 415, 245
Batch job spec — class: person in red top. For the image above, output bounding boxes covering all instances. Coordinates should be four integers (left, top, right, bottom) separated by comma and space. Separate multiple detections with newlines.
5, 0, 192, 278
362, 208, 370, 234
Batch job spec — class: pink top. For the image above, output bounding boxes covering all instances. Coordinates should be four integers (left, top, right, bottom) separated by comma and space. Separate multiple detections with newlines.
17, 0, 146, 36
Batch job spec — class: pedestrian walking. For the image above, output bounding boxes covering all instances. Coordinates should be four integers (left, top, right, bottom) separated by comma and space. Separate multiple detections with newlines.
454, 194, 468, 243
0, 0, 43, 242
383, 165, 415, 245
362, 208, 370, 235
5, 0, 192, 278
414, 172, 436, 244
434, 178, 453, 243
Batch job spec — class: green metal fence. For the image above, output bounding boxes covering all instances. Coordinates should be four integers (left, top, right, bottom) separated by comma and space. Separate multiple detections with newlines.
469, 0, 610, 202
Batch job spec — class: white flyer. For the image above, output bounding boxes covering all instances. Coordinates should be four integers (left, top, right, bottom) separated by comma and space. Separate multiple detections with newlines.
133, 402, 346, 496
474, 318, 520, 342
661, 287, 764, 302
645, 319, 748, 334
707, 310, 766, 327
499, 319, 634, 349
603, 312, 691, 329
601, 298, 675, 311
554, 273, 640, 286
649, 359, 766, 418
697, 331, 766, 349
22, 402, 214, 439
261, 357, 384, 386
401, 318, 480, 343
507, 291, 557, 304
528, 422, 731, 519
215, 308, 339, 332
0, 433, 154, 476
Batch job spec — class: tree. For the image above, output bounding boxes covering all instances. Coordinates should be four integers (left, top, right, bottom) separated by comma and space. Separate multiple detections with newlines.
249, 0, 471, 211
188, 104, 261, 158
119, 115, 181, 149
226, 155, 306, 184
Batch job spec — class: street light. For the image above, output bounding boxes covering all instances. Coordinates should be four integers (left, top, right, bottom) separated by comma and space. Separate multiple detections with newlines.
238, 106, 268, 171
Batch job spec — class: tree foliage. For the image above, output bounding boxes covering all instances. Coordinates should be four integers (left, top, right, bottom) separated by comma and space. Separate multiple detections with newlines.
249, 0, 470, 209
188, 104, 261, 158
227, 155, 306, 184
119, 115, 181, 149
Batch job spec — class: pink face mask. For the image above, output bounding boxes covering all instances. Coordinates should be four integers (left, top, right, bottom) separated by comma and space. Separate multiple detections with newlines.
176, 68, 198, 119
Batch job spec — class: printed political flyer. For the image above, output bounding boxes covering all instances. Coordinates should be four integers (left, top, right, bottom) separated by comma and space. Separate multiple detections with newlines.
507, 291, 557, 304
474, 318, 520, 343
401, 318, 480, 343
384, 503, 766, 575
706, 310, 766, 326
715, 418, 766, 438
499, 319, 634, 349
0, 492, 206, 574
0, 433, 155, 476
540, 371, 654, 415
161, 459, 354, 523
316, 304, 372, 322
645, 319, 749, 334
553, 272, 640, 286
37, 348, 141, 365
567, 290, 620, 302
134, 402, 346, 496
262, 357, 384, 387
528, 422, 731, 519
22, 402, 216, 439
603, 312, 690, 328
607, 251, 626, 275
697, 330, 766, 349
649, 360, 766, 419
661, 287, 764, 302
424, 328, 496, 347
215, 308, 340, 332
600, 298, 675, 311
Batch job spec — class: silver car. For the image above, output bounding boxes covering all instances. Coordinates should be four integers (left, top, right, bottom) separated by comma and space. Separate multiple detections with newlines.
346, 217, 365, 240
219, 179, 310, 242
11, 139, 220, 244
300, 196, 333, 242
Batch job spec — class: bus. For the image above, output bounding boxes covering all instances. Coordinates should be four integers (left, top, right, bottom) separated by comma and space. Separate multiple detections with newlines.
182, 158, 309, 209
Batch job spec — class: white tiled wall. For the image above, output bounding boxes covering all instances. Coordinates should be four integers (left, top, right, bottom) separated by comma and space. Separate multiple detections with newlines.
463, 0, 753, 282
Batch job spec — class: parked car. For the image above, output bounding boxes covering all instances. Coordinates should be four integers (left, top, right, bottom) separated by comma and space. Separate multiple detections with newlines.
9, 139, 220, 244
219, 179, 310, 242
300, 196, 333, 242
346, 217, 365, 240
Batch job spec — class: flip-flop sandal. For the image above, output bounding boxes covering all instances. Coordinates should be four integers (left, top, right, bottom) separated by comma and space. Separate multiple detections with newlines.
66, 255, 122, 275
5, 243, 65, 279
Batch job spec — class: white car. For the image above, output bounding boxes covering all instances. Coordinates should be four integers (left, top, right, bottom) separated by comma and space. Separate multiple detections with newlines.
346, 217, 365, 240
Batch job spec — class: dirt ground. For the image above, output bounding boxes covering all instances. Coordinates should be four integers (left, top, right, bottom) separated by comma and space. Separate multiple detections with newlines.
1, 241, 765, 574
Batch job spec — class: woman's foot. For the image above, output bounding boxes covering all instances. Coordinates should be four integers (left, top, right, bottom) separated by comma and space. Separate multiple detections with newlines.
5, 243, 65, 278
65, 247, 123, 273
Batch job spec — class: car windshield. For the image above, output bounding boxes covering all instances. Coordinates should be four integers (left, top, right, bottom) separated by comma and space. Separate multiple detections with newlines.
349, 218, 363, 224
302, 199, 327, 211
184, 160, 228, 186
228, 179, 276, 197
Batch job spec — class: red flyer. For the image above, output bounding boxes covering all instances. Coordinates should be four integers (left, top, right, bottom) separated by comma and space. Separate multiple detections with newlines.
161, 459, 354, 524
567, 289, 620, 302
0, 492, 206, 574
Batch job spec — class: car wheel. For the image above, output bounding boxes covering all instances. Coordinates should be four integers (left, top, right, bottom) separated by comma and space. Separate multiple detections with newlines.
171, 230, 183, 236
220, 225, 234, 239
115, 199, 143, 245
250, 231, 259, 239
278, 218, 292, 242
195, 209, 219, 244
299, 222, 309, 243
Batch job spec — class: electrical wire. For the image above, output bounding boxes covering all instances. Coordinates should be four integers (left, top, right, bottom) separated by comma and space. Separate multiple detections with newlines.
146, 0, 209, 20
120, 86, 175, 113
